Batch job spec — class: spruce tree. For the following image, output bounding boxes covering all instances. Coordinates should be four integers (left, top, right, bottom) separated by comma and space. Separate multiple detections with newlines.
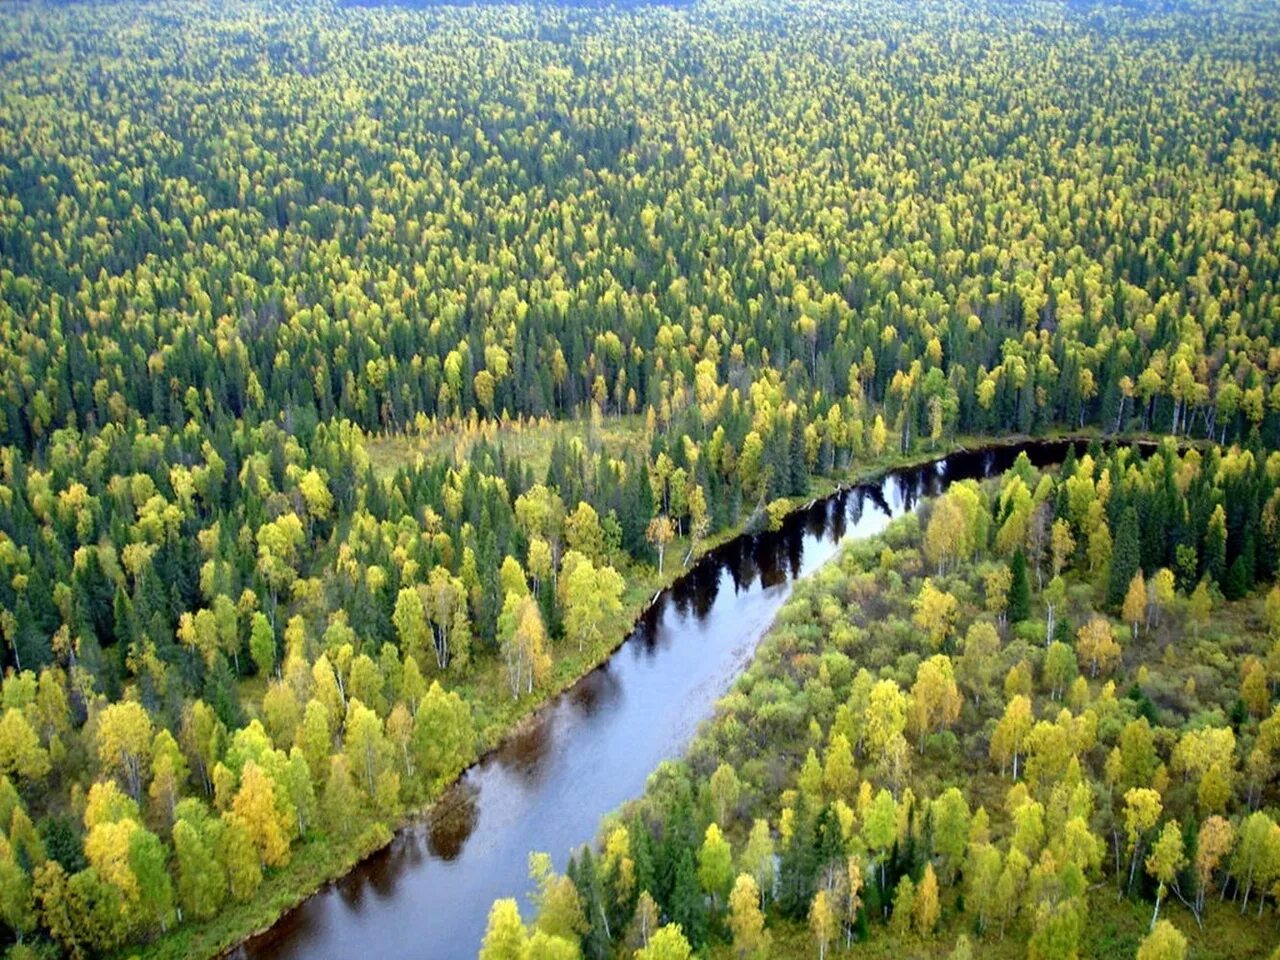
1008, 551, 1031, 624
789, 414, 809, 496
778, 798, 818, 918
1107, 507, 1141, 609
1224, 554, 1250, 601
667, 848, 707, 949
630, 816, 657, 904
570, 848, 611, 960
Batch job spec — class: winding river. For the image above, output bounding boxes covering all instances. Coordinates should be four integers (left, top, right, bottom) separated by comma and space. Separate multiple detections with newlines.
235, 440, 1079, 960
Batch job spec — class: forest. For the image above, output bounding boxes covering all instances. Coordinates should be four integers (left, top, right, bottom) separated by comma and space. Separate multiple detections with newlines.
482, 443, 1280, 960
0, 0, 1276, 957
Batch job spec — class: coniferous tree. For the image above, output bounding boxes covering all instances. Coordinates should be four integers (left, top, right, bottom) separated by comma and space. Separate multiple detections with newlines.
1008, 551, 1031, 624
1108, 507, 1141, 609
666, 849, 706, 949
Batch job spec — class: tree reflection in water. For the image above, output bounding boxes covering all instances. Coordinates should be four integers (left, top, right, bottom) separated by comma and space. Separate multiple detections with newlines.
426, 781, 479, 861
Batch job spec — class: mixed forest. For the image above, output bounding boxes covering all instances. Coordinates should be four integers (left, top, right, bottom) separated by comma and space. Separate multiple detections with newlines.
0, 0, 1276, 957
484, 443, 1280, 960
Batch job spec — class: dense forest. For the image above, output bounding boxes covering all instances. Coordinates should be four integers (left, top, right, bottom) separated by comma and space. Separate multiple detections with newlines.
0, 0, 1276, 957
485, 443, 1280, 960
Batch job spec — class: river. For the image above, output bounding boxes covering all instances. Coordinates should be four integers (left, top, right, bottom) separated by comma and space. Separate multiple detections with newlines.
235, 440, 1079, 960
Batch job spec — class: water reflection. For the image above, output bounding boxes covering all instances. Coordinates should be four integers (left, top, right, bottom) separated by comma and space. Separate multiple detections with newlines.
863, 481, 892, 518
568, 662, 623, 719
495, 711, 554, 786
237, 441, 1081, 960
684, 558, 721, 620
426, 781, 479, 861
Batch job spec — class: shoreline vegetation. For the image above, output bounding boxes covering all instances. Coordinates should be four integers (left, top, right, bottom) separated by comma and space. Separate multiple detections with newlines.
148, 426, 1160, 960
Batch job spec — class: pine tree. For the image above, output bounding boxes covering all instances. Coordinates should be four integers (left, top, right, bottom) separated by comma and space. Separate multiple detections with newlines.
569, 847, 610, 960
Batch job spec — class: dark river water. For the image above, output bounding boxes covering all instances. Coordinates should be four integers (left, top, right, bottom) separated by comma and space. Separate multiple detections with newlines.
235, 440, 1079, 960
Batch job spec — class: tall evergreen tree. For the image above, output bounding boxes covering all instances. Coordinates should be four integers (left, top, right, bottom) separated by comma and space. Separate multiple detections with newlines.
1008, 551, 1031, 624
1107, 507, 1141, 609
667, 848, 707, 949
788, 414, 809, 497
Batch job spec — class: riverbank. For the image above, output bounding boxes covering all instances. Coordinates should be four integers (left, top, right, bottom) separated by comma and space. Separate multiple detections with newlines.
132, 427, 1160, 960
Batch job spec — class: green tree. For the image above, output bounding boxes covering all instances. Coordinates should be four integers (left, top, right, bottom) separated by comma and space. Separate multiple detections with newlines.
709, 763, 741, 825
95, 702, 154, 801
864, 789, 898, 893
561, 556, 624, 654
127, 825, 175, 934
412, 681, 475, 789
1136, 920, 1187, 960
697, 823, 734, 910
321, 754, 360, 839
218, 813, 263, 902
739, 819, 774, 904
1008, 551, 1031, 623
931, 787, 971, 882
344, 699, 391, 798
1107, 507, 1140, 609
635, 924, 692, 960
172, 817, 227, 921
480, 898, 529, 960
1145, 820, 1187, 929
250, 612, 276, 679
0, 835, 34, 941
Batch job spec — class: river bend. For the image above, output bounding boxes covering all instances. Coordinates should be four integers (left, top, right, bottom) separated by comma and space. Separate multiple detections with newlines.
236, 441, 1077, 960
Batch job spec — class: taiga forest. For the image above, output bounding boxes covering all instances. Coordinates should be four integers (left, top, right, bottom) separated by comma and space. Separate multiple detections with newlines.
0, 0, 1277, 958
